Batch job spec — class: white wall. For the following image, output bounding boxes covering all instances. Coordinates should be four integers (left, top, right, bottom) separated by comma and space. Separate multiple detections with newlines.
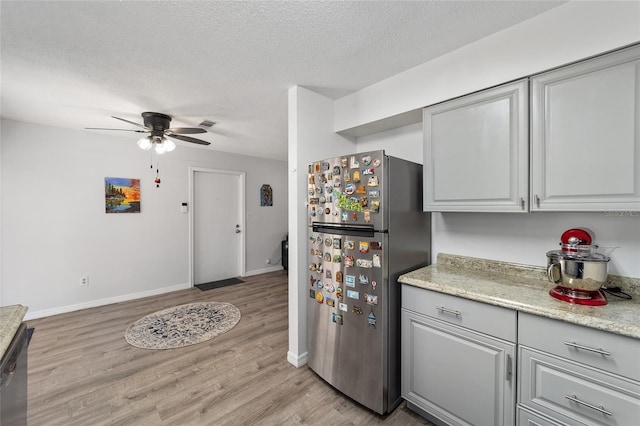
0, 119, 288, 318
335, 1, 640, 133
354, 122, 640, 278
287, 86, 355, 366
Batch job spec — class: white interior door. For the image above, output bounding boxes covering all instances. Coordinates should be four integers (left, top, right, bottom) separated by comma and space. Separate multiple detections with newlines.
192, 169, 245, 285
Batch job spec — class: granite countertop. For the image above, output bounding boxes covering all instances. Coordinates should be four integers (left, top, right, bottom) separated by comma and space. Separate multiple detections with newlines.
0, 304, 28, 359
398, 254, 640, 340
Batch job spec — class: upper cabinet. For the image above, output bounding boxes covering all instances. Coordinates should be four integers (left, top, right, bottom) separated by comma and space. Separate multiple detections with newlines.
531, 45, 640, 211
423, 44, 640, 213
423, 79, 529, 212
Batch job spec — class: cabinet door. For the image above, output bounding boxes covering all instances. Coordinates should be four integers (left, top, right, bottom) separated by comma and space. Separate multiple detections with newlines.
402, 309, 516, 426
423, 79, 528, 212
531, 45, 640, 211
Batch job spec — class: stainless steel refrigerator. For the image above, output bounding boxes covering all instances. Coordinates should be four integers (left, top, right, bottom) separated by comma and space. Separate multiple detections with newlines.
306, 150, 431, 414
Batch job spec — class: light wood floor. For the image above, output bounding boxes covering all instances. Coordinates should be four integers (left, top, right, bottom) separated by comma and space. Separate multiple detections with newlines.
26, 271, 431, 425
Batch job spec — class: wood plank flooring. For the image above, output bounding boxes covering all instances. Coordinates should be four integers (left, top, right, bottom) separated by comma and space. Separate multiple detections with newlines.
26, 271, 431, 425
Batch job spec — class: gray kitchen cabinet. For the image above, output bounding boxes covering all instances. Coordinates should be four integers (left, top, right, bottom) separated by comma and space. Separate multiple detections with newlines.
423, 79, 529, 212
401, 285, 516, 425
518, 312, 640, 426
530, 44, 640, 211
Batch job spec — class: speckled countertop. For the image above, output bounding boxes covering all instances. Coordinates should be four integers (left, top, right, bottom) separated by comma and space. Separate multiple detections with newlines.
399, 254, 640, 340
0, 304, 28, 359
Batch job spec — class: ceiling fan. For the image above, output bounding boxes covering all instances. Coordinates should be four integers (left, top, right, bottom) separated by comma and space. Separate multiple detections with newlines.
86, 112, 211, 154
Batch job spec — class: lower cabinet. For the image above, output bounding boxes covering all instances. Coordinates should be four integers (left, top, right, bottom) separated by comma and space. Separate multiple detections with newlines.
517, 313, 640, 426
401, 286, 516, 426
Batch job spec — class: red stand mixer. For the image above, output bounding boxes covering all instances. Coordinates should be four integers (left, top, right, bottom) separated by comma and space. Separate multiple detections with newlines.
546, 228, 610, 306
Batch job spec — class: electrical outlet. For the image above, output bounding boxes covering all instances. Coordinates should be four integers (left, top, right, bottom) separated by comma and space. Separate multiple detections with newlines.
80, 276, 89, 286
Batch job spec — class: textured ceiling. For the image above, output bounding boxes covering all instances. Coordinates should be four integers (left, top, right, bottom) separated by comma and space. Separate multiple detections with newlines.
1, 1, 564, 161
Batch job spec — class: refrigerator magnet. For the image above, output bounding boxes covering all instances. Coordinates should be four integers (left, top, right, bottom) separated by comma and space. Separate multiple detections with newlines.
316, 281, 323, 289
364, 211, 371, 223
371, 281, 377, 290
309, 276, 316, 286
326, 298, 335, 308
309, 289, 316, 299
365, 294, 378, 306
373, 254, 381, 268
315, 292, 324, 304
335, 271, 343, 283
350, 156, 359, 168
373, 158, 381, 167
333, 166, 340, 176
347, 290, 359, 300
322, 162, 330, 171
345, 183, 355, 195
332, 255, 342, 263
336, 287, 343, 300
356, 259, 373, 268
341, 157, 348, 168
344, 256, 354, 267
359, 274, 369, 285
324, 282, 335, 293
339, 302, 348, 312
361, 155, 372, 166
370, 241, 382, 250
359, 241, 369, 253
367, 176, 379, 186
323, 252, 331, 262
362, 168, 374, 175
345, 275, 355, 286
352, 305, 363, 315
356, 185, 366, 194
344, 241, 355, 250
325, 270, 332, 279
352, 170, 360, 182
368, 310, 376, 328
333, 238, 341, 249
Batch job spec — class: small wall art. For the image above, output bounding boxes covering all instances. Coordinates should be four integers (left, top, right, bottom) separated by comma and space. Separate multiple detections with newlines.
260, 184, 273, 206
105, 177, 141, 213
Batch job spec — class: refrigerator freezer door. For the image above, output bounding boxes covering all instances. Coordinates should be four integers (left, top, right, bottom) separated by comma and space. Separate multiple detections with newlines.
307, 230, 390, 414
307, 150, 387, 231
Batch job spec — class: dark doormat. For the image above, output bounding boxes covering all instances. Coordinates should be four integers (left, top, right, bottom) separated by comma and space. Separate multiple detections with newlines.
196, 277, 244, 291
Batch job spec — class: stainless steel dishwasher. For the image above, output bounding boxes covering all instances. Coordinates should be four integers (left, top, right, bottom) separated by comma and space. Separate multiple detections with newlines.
1, 322, 28, 426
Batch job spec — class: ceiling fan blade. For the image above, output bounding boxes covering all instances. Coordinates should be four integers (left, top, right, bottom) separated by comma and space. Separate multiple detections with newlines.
85, 127, 148, 133
111, 116, 149, 130
166, 134, 211, 145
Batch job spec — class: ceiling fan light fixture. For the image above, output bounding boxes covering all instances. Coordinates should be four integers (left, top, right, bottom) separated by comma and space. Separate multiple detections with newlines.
164, 138, 176, 152
137, 136, 152, 150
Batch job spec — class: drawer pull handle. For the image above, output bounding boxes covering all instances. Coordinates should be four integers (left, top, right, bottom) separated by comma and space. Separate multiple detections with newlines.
564, 341, 611, 356
565, 394, 613, 416
436, 306, 461, 316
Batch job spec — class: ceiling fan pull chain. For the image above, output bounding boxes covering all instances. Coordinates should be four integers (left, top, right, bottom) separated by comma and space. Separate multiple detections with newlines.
154, 158, 161, 188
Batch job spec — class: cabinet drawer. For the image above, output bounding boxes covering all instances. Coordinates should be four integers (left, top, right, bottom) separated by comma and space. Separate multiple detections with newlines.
402, 285, 516, 341
519, 312, 640, 381
517, 406, 565, 426
519, 346, 640, 426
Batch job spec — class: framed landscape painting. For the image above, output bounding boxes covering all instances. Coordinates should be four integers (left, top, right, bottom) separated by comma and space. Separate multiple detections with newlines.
105, 177, 141, 213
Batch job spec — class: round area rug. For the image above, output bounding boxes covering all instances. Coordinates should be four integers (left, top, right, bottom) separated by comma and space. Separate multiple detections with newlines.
124, 301, 241, 350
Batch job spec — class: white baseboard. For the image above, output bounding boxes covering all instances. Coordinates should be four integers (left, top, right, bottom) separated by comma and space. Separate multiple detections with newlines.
287, 350, 308, 368
244, 265, 283, 276
23, 282, 192, 320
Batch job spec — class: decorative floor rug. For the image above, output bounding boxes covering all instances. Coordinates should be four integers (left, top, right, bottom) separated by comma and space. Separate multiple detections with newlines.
196, 277, 244, 291
124, 302, 241, 350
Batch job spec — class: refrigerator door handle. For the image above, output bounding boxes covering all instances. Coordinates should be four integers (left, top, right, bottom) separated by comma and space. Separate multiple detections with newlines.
312, 223, 377, 237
